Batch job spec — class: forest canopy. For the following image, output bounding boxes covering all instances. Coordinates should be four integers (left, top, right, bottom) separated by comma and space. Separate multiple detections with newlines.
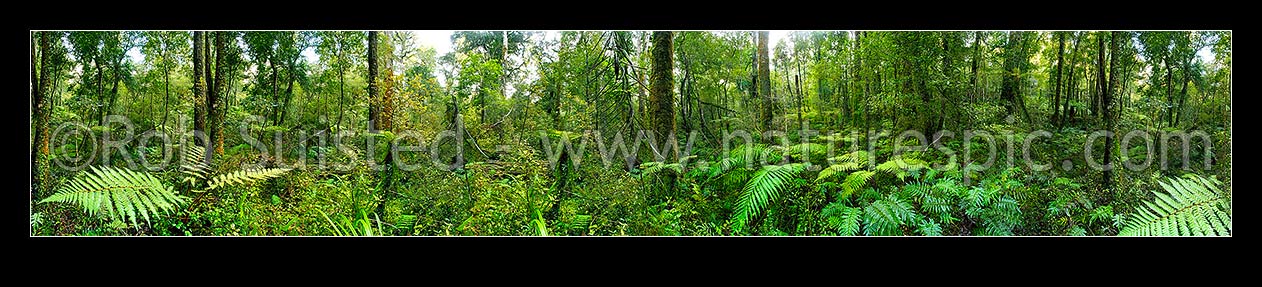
29, 31, 1231, 236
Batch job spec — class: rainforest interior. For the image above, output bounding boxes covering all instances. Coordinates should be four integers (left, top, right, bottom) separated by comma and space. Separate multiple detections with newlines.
28, 31, 1231, 236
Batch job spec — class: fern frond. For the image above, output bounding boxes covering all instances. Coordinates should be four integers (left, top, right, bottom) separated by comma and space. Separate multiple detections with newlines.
815, 162, 862, 182
917, 218, 943, 236
640, 161, 682, 178
822, 202, 862, 236
875, 157, 928, 181
782, 143, 829, 163
1120, 175, 1231, 236
39, 166, 185, 226
900, 182, 933, 203
30, 212, 45, 228
207, 168, 292, 190
921, 189, 956, 224
181, 145, 211, 184
730, 163, 808, 233
863, 193, 917, 236
840, 170, 876, 199
827, 150, 873, 169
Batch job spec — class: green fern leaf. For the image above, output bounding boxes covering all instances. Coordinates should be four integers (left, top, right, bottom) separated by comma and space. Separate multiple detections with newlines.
822, 202, 862, 236
875, 157, 928, 181
181, 145, 212, 184
207, 168, 292, 190
1120, 175, 1230, 236
782, 143, 829, 163
863, 193, 917, 236
840, 170, 876, 199
730, 163, 808, 233
39, 165, 185, 226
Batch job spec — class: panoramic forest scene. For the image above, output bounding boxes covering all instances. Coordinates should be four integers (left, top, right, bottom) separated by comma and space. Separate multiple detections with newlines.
29, 30, 1230, 236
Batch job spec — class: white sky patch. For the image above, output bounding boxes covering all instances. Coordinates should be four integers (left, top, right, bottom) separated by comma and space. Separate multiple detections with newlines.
411, 30, 455, 57
768, 30, 790, 60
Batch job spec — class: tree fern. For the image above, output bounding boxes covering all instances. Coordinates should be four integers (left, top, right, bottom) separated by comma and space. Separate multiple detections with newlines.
730, 163, 808, 233
1120, 175, 1231, 236
39, 165, 186, 226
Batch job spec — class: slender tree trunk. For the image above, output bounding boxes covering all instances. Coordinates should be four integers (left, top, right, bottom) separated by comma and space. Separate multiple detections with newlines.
282, 62, 294, 126
795, 54, 804, 126
970, 31, 981, 102
1164, 56, 1173, 126
368, 31, 379, 130
1175, 56, 1190, 126
106, 57, 121, 128
1053, 33, 1065, 126
1064, 33, 1082, 125
94, 61, 103, 125
212, 31, 229, 155
162, 64, 171, 128
336, 36, 346, 132
271, 60, 279, 126
1096, 32, 1106, 120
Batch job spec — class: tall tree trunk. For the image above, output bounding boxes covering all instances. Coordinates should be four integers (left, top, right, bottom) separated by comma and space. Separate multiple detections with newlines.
937, 32, 953, 135
1053, 32, 1065, 126
193, 32, 206, 140
1163, 56, 1173, 126
1095, 32, 1106, 120
649, 31, 675, 158
106, 57, 121, 128
999, 32, 1024, 120
94, 61, 104, 126
970, 31, 981, 102
34, 32, 55, 197
1175, 55, 1191, 126
1103, 31, 1120, 203
1064, 33, 1081, 125
757, 31, 773, 133
211, 31, 229, 155
336, 35, 346, 132
270, 60, 279, 126
795, 53, 804, 126
162, 63, 171, 128
282, 61, 295, 126
368, 31, 380, 130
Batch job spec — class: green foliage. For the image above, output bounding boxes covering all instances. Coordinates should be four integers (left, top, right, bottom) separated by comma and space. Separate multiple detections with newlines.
181, 146, 292, 191
319, 209, 378, 236
29, 30, 1231, 236
821, 202, 861, 236
731, 163, 808, 233
862, 193, 918, 236
840, 171, 875, 200
816, 150, 871, 182
39, 166, 186, 227
207, 168, 293, 190
874, 157, 928, 181
1120, 175, 1231, 236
